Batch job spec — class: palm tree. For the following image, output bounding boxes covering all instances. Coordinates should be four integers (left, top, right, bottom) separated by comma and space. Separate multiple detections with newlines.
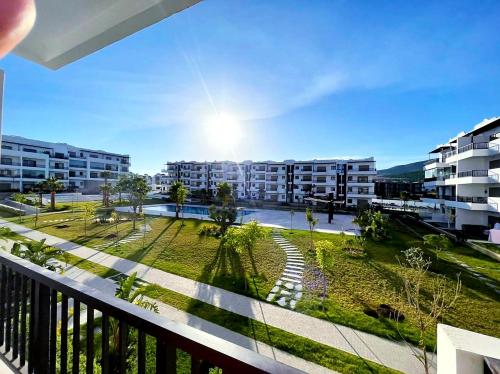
100, 171, 112, 207
216, 182, 233, 206
43, 176, 64, 211
169, 181, 188, 220
11, 239, 63, 272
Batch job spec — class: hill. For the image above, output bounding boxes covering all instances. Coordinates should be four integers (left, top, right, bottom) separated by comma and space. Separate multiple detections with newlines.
378, 161, 426, 182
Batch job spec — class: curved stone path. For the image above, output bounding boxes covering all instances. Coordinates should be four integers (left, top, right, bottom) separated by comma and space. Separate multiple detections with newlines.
266, 231, 305, 309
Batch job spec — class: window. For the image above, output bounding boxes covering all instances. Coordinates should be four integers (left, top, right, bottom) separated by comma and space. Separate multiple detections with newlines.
347, 165, 353, 170
70, 160, 86, 168
490, 187, 500, 197
348, 187, 353, 192
359, 165, 370, 171
23, 148, 37, 153
358, 176, 368, 183
2, 145, 12, 150
490, 159, 500, 169
348, 176, 353, 181
348, 199, 352, 204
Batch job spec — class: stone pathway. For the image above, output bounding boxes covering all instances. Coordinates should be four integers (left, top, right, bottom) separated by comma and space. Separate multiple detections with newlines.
40, 218, 79, 224
447, 254, 500, 295
0, 219, 433, 374
267, 231, 305, 309
94, 225, 151, 250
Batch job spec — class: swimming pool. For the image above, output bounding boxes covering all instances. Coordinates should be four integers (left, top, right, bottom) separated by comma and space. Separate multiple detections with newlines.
144, 204, 255, 217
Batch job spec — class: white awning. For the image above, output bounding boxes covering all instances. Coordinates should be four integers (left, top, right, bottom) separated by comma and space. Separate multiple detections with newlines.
13, 0, 200, 69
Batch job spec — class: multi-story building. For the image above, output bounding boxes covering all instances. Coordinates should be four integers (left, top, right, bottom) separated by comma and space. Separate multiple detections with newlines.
163, 158, 376, 207
0, 135, 130, 193
422, 117, 500, 229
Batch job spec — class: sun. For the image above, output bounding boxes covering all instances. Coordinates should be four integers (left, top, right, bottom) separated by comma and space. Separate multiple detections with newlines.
204, 112, 243, 149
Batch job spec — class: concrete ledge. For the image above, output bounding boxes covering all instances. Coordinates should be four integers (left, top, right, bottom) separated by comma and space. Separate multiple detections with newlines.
466, 240, 500, 262
437, 324, 500, 374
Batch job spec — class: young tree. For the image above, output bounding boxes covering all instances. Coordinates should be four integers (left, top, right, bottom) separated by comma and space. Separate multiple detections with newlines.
127, 174, 151, 230
27, 192, 39, 228
400, 191, 410, 212
223, 221, 269, 289
11, 192, 26, 222
398, 247, 461, 374
82, 203, 96, 238
354, 210, 388, 241
11, 239, 63, 272
43, 176, 64, 211
423, 234, 452, 263
114, 174, 131, 205
315, 240, 335, 310
169, 181, 188, 220
33, 181, 45, 207
111, 211, 120, 246
306, 207, 318, 250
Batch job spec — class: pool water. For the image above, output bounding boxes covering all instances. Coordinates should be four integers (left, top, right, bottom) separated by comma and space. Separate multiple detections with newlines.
145, 204, 255, 217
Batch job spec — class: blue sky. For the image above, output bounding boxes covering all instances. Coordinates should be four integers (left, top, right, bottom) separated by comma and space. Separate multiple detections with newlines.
1, 0, 499, 174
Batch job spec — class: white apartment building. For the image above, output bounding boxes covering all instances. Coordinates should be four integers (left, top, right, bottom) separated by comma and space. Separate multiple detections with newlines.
163, 158, 377, 207
145, 173, 169, 192
423, 117, 500, 229
0, 135, 130, 193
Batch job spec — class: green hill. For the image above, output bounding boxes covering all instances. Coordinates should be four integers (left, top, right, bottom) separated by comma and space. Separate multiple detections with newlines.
378, 161, 425, 182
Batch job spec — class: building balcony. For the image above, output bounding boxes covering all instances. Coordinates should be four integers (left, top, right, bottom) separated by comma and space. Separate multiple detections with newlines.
347, 181, 372, 187
0, 252, 298, 374
443, 142, 499, 162
0, 162, 21, 167
444, 170, 499, 185
347, 192, 376, 198
444, 196, 498, 211
348, 169, 377, 175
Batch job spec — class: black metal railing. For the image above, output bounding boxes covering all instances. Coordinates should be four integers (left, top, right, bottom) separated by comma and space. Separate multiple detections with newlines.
424, 158, 440, 165
456, 196, 488, 204
457, 170, 489, 178
457, 142, 489, 154
0, 253, 301, 374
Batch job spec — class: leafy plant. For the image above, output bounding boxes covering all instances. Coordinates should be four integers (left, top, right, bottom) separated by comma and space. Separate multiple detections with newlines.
423, 234, 452, 263
354, 210, 388, 241
209, 205, 237, 234
315, 240, 335, 309
11, 239, 63, 272
11, 192, 26, 222
198, 223, 221, 237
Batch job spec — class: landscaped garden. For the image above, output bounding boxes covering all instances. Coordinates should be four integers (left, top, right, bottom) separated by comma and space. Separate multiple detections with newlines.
283, 217, 499, 351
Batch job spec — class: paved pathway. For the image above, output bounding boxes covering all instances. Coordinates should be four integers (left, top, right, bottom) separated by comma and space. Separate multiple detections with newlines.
446, 253, 500, 295
266, 232, 305, 309
0, 219, 434, 374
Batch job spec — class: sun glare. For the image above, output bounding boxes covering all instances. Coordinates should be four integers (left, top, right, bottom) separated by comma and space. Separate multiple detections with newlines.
204, 112, 243, 149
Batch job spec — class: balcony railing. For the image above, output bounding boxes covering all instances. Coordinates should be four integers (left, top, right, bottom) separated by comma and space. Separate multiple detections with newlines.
424, 158, 440, 165
456, 196, 488, 203
0, 252, 301, 374
457, 170, 489, 178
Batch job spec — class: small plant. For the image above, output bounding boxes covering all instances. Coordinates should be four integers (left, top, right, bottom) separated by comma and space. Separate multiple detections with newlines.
198, 223, 221, 237
11, 239, 63, 272
315, 240, 335, 310
423, 234, 452, 264
353, 209, 388, 241
11, 192, 26, 222
82, 203, 96, 238
306, 208, 318, 250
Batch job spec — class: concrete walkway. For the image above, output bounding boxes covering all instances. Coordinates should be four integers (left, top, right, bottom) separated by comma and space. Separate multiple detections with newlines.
0, 219, 435, 374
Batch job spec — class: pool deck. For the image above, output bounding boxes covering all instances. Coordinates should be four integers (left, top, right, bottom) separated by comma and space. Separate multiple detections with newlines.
116, 204, 359, 235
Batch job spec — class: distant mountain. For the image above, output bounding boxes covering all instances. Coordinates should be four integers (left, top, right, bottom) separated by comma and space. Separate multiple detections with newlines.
378, 161, 426, 182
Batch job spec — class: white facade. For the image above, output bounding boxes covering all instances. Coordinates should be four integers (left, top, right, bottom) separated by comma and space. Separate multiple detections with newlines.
163, 158, 376, 207
0, 135, 130, 193
423, 117, 500, 229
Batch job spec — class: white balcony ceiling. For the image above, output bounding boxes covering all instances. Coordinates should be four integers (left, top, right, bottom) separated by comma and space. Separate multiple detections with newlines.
13, 0, 200, 69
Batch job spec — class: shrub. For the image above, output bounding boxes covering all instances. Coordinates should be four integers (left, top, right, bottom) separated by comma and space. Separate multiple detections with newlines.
198, 224, 221, 237
353, 209, 388, 241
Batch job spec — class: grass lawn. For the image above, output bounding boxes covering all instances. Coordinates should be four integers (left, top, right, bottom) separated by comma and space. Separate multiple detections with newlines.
282, 220, 500, 349
10, 213, 286, 300
57, 255, 399, 374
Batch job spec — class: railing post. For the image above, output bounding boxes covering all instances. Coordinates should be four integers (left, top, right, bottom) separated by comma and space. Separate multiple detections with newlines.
33, 281, 51, 373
